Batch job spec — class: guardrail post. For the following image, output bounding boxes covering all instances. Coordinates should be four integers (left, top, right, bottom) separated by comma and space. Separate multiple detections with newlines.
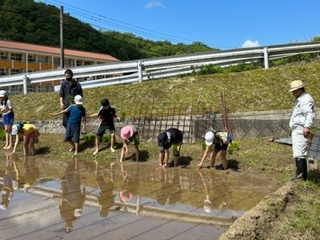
263, 47, 269, 69
22, 75, 28, 94
137, 61, 143, 82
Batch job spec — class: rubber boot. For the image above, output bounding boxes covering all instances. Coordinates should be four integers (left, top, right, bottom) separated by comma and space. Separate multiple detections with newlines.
290, 158, 304, 181
301, 158, 308, 181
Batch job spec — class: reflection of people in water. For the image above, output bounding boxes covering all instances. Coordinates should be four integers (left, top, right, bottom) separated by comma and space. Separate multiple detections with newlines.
157, 168, 182, 206
90, 160, 116, 217
119, 164, 133, 203
197, 171, 231, 214
197, 170, 212, 213
12, 155, 39, 191
119, 164, 141, 213
1, 155, 16, 210
59, 158, 86, 233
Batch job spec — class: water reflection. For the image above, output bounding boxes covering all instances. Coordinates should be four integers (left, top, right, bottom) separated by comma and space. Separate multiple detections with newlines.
90, 160, 116, 217
13, 155, 39, 191
157, 168, 182, 206
0, 154, 16, 210
0, 154, 281, 238
198, 170, 212, 213
119, 164, 134, 203
118, 163, 143, 214
59, 158, 86, 232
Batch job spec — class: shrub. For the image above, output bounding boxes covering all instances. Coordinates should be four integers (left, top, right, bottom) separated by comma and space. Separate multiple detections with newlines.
101, 133, 111, 143
83, 133, 95, 146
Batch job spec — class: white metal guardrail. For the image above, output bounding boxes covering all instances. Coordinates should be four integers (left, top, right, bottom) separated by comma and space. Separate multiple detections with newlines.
1, 42, 319, 94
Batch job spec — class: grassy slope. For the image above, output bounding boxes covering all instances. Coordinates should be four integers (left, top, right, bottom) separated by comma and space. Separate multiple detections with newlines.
7, 59, 320, 238
11, 59, 320, 121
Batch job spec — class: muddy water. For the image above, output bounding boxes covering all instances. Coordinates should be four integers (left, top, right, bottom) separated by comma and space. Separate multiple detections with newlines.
0, 155, 281, 240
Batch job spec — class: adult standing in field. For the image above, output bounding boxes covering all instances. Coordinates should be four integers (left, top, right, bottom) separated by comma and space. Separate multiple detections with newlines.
59, 69, 83, 128
289, 80, 315, 181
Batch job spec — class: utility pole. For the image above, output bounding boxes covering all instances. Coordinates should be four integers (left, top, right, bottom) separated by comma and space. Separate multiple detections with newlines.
60, 6, 64, 68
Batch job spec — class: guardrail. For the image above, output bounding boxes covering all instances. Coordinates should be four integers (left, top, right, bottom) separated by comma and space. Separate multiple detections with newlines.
1, 41, 320, 94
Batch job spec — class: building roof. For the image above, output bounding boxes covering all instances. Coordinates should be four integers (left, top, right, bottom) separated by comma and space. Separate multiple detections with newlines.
0, 40, 120, 62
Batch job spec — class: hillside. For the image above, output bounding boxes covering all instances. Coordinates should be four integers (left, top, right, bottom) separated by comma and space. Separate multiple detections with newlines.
10, 58, 320, 121
0, 0, 214, 60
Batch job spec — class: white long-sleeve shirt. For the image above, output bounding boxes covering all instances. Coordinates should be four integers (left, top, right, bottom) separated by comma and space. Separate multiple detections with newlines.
289, 92, 315, 130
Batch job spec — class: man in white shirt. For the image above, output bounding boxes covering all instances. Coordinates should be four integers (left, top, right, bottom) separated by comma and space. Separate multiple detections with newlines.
289, 80, 315, 181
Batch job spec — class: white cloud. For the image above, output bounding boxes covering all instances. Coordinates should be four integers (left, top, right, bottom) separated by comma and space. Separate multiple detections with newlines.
145, 0, 165, 9
241, 39, 260, 48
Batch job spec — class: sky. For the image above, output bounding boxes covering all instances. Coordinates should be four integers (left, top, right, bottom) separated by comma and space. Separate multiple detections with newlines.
36, 0, 320, 50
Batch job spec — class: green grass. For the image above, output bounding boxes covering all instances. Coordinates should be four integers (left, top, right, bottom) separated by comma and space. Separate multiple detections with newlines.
10, 58, 320, 121
0, 130, 5, 141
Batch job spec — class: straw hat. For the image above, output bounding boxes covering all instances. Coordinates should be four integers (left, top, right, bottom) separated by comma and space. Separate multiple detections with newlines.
289, 80, 305, 92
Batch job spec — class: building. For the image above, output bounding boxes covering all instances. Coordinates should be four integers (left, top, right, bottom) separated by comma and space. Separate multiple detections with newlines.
0, 40, 120, 92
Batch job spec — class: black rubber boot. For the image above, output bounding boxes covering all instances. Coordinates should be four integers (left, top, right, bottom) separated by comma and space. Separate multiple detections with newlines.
301, 158, 308, 181
290, 158, 304, 181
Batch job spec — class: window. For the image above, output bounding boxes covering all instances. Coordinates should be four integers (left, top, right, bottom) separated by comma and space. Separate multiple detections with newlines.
65, 58, 74, 66
38, 56, 48, 64
28, 55, 35, 63
0, 68, 6, 76
37, 85, 51, 93
10, 85, 22, 94
11, 53, 22, 61
53, 57, 60, 66
27, 85, 34, 93
11, 69, 21, 75
0, 52, 8, 60
84, 61, 93, 65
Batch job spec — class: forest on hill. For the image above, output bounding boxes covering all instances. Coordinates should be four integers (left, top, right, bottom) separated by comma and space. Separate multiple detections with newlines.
0, 0, 216, 61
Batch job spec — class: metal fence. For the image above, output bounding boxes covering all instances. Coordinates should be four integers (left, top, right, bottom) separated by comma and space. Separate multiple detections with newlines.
118, 107, 320, 143
1, 41, 320, 94
125, 104, 218, 143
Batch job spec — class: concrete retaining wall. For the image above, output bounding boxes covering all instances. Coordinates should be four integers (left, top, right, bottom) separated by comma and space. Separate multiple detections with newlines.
25, 108, 320, 142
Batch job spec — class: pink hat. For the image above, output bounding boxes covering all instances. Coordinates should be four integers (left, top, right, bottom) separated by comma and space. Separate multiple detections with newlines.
120, 190, 133, 202
121, 126, 133, 140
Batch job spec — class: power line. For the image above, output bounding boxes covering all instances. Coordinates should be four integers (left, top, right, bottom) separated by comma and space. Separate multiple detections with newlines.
39, 0, 220, 47
66, 8, 180, 42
